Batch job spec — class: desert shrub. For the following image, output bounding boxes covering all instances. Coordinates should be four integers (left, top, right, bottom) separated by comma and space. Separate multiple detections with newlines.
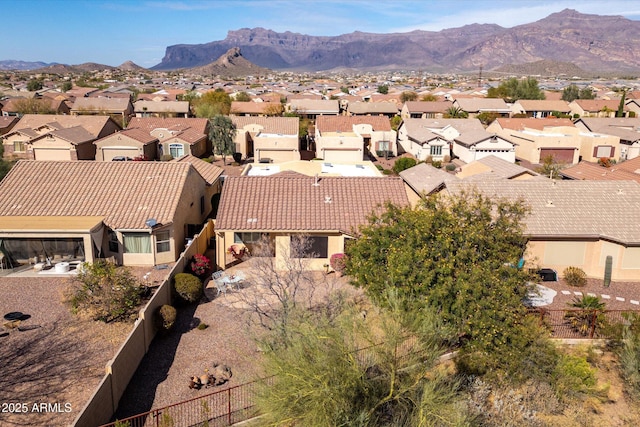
65, 260, 143, 323
425, 155, 433, 164
619, 313, 640, 397
431, 160, 442, 168
382, 169, 393, 175
563, 266, 587, 287
156, 304, 177, 331
375, 164, 384, 171
174, 273, 203, 303
553, 353, 597, 399
392, 157, 417, 173
443, 155, 451, 163
197, 322, 209, 330
329, 253, 346, 273
446, 163, 456, 171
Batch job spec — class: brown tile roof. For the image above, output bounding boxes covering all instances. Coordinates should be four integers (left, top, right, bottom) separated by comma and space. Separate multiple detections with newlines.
494, 118, 575, 131
611, 156, 640, 174
230, 116, 298, 135
316, 115, 392, 133
109, 128, 159, 145
7, 114, 117, 138
515, 100, 571, 112
31, 126, 95, 145
572, 99, 621, 112
127, 117, 209, 144
453, 98, 511, 112
133, 100, 190, 114
230, 101, 275, 114
560, 161, 640, 182
399, 163, 454, 195
0, 160, 201, 230
347, 102, 398, 115
454, 130, 501, 148
464, 155, 539, 180
445, 180, 640, 244
404, 101, 452, 113
289, 99, 340, 114
0, 116, 19, 131
175, 155, 224, 185
71, 97, 131, 112
215, 175, 408, 234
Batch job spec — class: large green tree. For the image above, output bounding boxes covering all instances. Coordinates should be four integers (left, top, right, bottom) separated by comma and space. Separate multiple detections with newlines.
487, 77, 545, 102
562, 84, 595, 102
346, 191, 549, 379
193, 88, 231, 118
208, 115, 236, 164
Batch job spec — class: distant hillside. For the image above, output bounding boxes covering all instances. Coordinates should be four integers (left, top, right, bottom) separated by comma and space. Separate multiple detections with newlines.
187, 47, 270, 76
493, 60, 588, 77
0, 60, 56, 71
153, 9, 640, 73
118, 61, 146, 71
32, 62, 117, 73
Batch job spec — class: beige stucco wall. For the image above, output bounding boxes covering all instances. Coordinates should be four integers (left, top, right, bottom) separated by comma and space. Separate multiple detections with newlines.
95, 134, 154, 161
510, 130, 580, 164
578, 133, 621, 162
525, 239, 640, 281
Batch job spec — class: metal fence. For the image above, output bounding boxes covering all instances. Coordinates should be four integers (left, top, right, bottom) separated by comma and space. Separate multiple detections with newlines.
527, 308, 637, 339
100, 377, 274, 427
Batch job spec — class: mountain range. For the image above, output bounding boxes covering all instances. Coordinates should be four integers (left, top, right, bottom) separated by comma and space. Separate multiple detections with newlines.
152, 9, 640, 73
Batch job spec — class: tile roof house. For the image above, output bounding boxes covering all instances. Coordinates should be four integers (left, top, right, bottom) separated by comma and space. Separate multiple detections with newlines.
94, 128, 160, 161
1, 97, 71, 117
568, 99, 624, 118
71, 97, 134, 127
574, 118, 640, 160
1, 114, 121, 160
287, 99, 340, 119
214, 173, 409, 270
399, 162, 455, 204
452, 98, 511, 118
490, 121, 619, 165
127, 117, 210, 159
230, 116, 299, 163
510, 100, 571, 118
560, 161, 640, 182
346, 101, 398, 118
0, 116, 19, 136
0, 160, 223, 267
230, 101, 283, 116
400, 101, 452, 119
445, 179, 640, 281
315, 116, 395, 162
133, 100, 190, 118
452, 130, 516, 164
396, 118, 451, 162
456, 155, 540, 181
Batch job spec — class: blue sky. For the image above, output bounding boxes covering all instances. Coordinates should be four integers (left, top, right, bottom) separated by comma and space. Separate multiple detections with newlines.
3, 0, 640, 68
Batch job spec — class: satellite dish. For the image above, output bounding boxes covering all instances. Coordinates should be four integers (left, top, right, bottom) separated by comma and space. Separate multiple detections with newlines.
145, 218, 157, 228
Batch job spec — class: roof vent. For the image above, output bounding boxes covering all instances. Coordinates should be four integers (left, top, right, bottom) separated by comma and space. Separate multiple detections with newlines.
312, 174, 320, 186
247, 218, 257, 223
145, 218, 157, 228
618, 188, 624, 195
324, 195, 332, 204
545, 200, 555, 207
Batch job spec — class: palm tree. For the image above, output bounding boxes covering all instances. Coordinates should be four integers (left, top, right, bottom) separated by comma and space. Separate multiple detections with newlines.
444, 106, 468, 118
564, 295, 606, 337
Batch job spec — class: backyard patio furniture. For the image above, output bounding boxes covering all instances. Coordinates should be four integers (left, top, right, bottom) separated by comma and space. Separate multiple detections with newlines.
222, 272, 245, 290
214, 279, 229, 296
227, 244, 250, 261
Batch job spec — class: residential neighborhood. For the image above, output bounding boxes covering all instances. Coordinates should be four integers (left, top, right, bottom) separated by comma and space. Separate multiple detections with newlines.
6, 41, 640, 426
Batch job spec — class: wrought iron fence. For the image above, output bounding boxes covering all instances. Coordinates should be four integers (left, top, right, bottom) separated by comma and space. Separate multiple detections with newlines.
527, 308, 637, 339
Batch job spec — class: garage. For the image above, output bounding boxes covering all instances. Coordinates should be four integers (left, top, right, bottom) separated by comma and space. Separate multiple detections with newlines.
101, 147, 139, 161
33, 148, 71, 161
257, 149, 298, 163
540, 148, 575, 164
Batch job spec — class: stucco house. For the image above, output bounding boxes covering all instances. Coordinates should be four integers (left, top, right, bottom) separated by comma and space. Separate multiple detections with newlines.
510, 100, 571, 118
1, 97, 71, 117
71, 97, 134, 127
568, 99, 623, 118
315, 116, 395, 162
94, 128, 160, 161
452, 98, 511, 119
452, 130, 516, 164
1, 114, 121, 160
287, 99, 340, 120
126, 117, 210, 159
214, 173, 409, 270
230, 116, 299, 163
396, 118, 451, 162
133, 100, 190, 118
574, 117, 640, 160
230, 101, 282, 116
400, 101, 452, 119
346, 101, 398, 118
445, 179, 640, 281
0, 159, 223, 268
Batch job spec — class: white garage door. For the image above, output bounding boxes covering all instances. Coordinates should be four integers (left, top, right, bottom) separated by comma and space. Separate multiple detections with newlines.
102, 148, 139, 161
33, 148, 71, 161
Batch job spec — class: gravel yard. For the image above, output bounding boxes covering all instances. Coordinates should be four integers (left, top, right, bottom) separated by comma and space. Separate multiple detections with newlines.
0, 276, 131, 427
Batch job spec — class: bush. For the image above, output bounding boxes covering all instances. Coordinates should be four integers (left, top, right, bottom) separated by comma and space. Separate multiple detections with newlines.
329, 253, 346, 272
445, 163, 456, 171
553, 353, 597, 399
392, 157, 417, 174
382, 169, 394, 175
375, 164, 384, 171
443, 155, 451, 163
190, 253, 211, 276
156, 304, 177, 331
65, 261, 144, 323
197, 322, 209, 330
563, 266, 587, 287
431, 160, 442, 168
174, 273, 203, 303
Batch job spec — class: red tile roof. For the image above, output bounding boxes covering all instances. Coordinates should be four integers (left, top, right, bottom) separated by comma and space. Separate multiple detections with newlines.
316, 115, 392, 133
215, 174, 408, 234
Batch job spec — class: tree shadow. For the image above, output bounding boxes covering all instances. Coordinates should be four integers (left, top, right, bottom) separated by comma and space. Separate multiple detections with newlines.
112, 301, 199, 420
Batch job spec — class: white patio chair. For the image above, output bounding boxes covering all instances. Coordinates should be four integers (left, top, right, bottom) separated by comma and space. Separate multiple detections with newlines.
214, 279, 228, 297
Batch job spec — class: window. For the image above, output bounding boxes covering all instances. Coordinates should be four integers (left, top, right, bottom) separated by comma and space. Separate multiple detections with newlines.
596, 145, 612, 158
155, 231, 170, 253
122, 233, 151, 253
169, 143, 184, 158
234, 232, 264, 244
108, 231, 119, 253
13, 141, 25, 152
291, 235, 328, 258
377, 140, 389, 151
430, 145, 443, 156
